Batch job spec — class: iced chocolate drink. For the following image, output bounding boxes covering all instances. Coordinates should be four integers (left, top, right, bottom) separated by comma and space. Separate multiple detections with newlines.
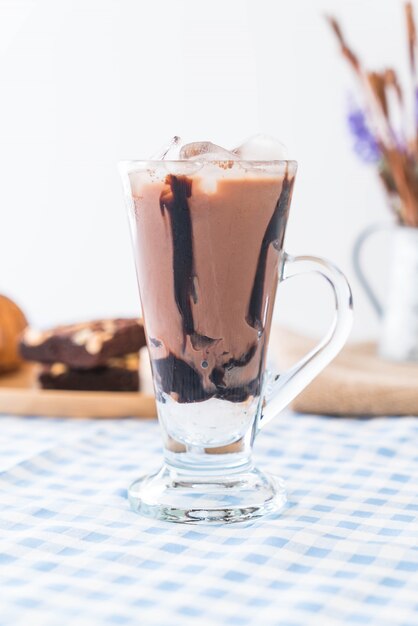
120, 138, 353, 523
123, 139, 296, 446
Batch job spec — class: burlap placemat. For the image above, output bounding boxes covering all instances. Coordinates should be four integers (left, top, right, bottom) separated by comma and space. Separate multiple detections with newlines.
271, 327, 418, 416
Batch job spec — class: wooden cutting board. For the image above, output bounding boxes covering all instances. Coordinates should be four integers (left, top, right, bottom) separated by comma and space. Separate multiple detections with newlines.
271, 328, 418, 416
0, 364, 156, 418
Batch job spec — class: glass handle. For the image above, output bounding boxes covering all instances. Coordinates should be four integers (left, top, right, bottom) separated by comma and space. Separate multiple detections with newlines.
259, 253, 353, 429
352, 222, 392, 318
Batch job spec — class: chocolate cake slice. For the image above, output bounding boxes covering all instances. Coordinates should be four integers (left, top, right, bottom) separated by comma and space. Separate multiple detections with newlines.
20, 318, 146, 369
38, 354, 139, 392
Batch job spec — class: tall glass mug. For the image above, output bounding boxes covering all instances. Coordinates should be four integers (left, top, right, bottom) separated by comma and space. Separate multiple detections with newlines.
119, 158, 353, 524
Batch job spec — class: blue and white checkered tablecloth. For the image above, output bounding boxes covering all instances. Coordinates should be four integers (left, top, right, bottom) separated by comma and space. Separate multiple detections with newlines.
0, 412, 417, 626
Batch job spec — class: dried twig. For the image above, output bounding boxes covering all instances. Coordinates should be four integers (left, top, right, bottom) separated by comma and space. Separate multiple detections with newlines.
406, 2, 417, 72
405, 2, 418, 154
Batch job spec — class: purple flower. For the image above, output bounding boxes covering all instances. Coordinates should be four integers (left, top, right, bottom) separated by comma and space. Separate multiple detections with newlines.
347, 107, 381, 163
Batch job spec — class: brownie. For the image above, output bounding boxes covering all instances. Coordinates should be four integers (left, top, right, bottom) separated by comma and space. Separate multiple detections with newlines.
20, 318, 146, 369
38, 354, 139, 392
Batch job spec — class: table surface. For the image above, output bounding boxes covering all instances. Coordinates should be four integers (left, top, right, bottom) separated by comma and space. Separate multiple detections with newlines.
0, 412, 417, 626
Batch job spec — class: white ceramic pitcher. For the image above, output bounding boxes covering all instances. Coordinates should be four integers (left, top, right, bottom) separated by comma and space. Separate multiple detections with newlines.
354, 224, 418, 362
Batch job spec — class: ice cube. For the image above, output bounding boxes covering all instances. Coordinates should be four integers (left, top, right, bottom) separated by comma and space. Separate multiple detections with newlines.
151, 136, 182, 160
179, 141, 239, 161
232, 134, 288, 160
163, 160, 204, 177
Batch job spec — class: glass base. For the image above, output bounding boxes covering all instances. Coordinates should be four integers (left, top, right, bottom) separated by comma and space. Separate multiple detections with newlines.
128, 465, 287, 524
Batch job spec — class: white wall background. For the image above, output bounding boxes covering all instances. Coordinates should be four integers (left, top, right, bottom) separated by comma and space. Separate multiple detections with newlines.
0, 0, 407, 340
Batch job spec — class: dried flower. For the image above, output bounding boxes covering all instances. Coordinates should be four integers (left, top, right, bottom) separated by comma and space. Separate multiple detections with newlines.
327, 4, 418, 227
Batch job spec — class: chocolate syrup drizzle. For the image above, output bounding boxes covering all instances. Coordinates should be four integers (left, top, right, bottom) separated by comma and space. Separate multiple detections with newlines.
209, 344, 257, 389
246, 172, 294, 330
153, 172, 293, 403
160, 175, 196, 336
153, 353, 261, 404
